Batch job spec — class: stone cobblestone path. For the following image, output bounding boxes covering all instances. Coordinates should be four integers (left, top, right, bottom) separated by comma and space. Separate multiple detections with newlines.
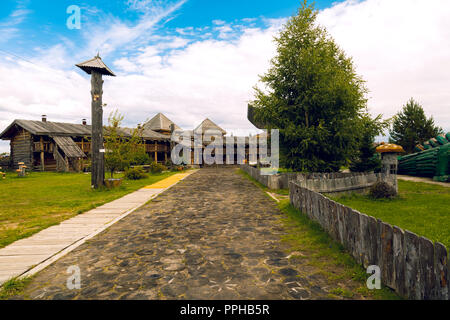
11, 168, 366, 300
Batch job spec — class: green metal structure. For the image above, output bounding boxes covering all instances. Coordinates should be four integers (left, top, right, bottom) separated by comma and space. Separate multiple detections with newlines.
398, 133, 450, 182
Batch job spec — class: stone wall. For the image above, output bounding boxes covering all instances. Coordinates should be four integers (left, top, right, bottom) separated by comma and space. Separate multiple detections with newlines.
289, 181, 449, 300
240, 164, 395, 194
240, 164, 285, 189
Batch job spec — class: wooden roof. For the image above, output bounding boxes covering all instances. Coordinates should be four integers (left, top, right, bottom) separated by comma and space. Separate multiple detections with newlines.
52, 136, 86, 158
118, 127, 169, 140
0, 120, 169, 141
75, 55, 116, 76
143, 113, 180, 132
194, 118, 226, 135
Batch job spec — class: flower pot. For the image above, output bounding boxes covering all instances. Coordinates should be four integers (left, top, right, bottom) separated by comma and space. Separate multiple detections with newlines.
105, 178, 123, 189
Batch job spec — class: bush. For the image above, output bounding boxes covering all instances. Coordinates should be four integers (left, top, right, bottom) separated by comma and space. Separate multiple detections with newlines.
149, 162, 167, 174
171, 165, 185, 172
164, 160, 172, 168
124, 167, 148, 180
130, 151, 150, 166
369, 181, 397, 199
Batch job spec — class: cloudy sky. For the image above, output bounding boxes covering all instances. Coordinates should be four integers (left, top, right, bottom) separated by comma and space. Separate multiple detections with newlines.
0, 0, 449, 153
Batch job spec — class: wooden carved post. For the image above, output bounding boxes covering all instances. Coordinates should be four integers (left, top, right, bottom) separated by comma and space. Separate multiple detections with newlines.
91, 71, 104, 188
76, 54, 115, 189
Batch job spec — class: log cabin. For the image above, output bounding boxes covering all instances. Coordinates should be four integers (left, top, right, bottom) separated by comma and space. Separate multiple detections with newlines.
0, 115, 171, 172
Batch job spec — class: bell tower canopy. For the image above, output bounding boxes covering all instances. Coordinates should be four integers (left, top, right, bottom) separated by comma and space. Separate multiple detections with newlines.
75, 54, 116, 76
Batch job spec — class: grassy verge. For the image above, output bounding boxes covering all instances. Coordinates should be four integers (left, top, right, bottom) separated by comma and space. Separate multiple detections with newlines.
330, 180, 450, 248
0, 277, 33, 299
0, 170, 177, 249
279, 200, 399, 300
238, 169, 399, 300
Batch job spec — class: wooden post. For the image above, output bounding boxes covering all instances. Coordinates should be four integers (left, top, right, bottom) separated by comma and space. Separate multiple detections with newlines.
165, 145, 167, 162
76, 54, 115, 188
91, 71, 105, 188
40, 137, 45, 171
154, 141, 158, 163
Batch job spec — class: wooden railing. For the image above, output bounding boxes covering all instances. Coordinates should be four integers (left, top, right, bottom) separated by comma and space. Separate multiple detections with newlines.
33, 142, 54, 153
145, 144, 168, 153
76, 142, 91, 153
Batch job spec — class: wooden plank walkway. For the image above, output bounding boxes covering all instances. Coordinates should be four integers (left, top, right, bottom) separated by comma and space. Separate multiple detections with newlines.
0, 171, 197, 286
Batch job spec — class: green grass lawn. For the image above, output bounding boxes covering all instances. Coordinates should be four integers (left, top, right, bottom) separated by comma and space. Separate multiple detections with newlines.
331, 180, 450, 248
0, 170, 175, 249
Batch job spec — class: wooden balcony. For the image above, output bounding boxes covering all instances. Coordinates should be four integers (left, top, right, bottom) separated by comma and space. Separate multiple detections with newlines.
33, 142, 54, 153
145, 144, 168, 153
72, 142, 166, 154
76, 142, 91, 153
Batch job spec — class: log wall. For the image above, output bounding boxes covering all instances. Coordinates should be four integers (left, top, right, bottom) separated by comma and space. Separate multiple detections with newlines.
10, 129, 33, 169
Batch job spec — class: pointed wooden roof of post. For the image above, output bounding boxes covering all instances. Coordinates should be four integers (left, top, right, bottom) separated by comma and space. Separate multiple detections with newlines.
143, 113, 180, 132
194, 118, 226, 135
75, 54, 116, 76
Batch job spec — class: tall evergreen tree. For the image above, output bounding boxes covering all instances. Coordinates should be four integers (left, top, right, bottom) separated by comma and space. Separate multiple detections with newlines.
250, 1, 376, 172
389, 98, 443, 154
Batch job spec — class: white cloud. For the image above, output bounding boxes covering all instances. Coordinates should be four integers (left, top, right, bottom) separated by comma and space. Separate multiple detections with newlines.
0, 3, 31, 44
215, 25, 234, 39
81, 0, 188, 57
104, 23, 280, 130
212, 19, 226, 25
155, 37, 190, 50
175, 26, 195, 35
317, 0, 450, 131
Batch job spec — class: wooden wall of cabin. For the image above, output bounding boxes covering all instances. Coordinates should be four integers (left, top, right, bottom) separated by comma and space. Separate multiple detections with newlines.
10, 129, 33, 169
